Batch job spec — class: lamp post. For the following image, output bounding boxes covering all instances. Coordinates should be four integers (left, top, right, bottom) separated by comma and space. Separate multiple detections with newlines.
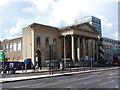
49, 44, 53, 75
64, 35, 66, 69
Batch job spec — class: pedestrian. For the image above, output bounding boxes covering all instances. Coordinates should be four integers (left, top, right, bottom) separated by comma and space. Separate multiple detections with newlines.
3, 65, 7, 73
9, 65, 15, 74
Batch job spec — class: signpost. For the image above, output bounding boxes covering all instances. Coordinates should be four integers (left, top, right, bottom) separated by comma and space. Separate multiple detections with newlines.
90, 57, 92, 67
24, 59, 28, 73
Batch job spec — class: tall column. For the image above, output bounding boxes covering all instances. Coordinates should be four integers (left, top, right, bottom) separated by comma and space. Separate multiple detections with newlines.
71, 35, 75, 62
83, 38, 86, 60
92, 39, 95, 61
77, 37, 80, 61
88, 39, 90, 60
64, 36, 66, 68
31, 30, 35, 65
95, 39, 99, 61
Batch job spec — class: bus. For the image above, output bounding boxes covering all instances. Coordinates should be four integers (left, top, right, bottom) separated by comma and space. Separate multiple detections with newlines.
113, 56, 120, 66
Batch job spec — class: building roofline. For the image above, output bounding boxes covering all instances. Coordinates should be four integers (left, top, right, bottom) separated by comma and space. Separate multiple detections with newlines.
74, 16, 101, 22
60, 22, 98, 32
29, 22, 59, 30
102, 37, 118, 41
2, 37, 22, 42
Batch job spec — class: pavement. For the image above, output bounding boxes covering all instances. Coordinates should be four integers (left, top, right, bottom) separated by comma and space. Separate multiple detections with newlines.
0, 67, 119, 83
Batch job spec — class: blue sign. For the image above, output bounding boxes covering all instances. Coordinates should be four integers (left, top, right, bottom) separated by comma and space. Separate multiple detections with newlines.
90, 57, 92, 61
80, 57, 84, 61
24, 59, 29, 64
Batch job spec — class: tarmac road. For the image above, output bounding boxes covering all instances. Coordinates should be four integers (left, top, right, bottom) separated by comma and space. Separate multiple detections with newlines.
2, 68, 119, 89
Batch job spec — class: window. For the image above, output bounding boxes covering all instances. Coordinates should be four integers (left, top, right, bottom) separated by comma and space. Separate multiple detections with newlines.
5, 45, 7, 52
8, 44, 10, 52
36, 37, 40, 45
13, 43, 17, 51
45, 38, 49, 46
17, 41, 22, 51
10, 43, 13, 52
53, 39, 57, 46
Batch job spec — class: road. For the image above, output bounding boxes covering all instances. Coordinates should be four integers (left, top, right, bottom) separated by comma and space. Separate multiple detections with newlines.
2, 68, 119, 88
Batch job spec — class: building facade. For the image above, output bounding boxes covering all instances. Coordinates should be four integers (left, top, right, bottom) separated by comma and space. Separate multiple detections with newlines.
98, 37, 120, 66
1, 37, 22, 61
74, 16, 102, 37
0, 41, 3, 50
1, 22, 99, 69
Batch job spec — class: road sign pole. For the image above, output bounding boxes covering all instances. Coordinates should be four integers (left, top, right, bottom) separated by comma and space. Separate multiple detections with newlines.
25, 63, 27, 73
24, 59, 28, 73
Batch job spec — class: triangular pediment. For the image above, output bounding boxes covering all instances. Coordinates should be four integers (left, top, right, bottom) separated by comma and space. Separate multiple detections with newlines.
74, 23, 97, 33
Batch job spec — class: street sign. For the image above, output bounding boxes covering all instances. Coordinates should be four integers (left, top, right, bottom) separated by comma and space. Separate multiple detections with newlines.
24, 59, 29, 64
85, 56, 88, 60
80, 57, 84, 61
24, 59, 28, 73
90, 57, 92, 61
0, 50, 4, 62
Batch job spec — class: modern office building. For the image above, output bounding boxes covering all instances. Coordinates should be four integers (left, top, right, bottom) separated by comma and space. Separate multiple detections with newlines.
1, 22, 99, 69
74, 16, 102, 37
98, 37, 120, 66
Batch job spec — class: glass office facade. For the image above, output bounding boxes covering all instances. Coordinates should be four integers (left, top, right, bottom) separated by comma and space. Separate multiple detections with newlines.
74, 16, 102, 37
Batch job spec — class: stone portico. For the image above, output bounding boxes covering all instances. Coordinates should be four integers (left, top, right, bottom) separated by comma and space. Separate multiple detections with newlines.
60, 23, 99, 66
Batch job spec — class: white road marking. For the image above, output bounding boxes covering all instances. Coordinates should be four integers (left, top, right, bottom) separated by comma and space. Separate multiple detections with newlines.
99, 80, 115, 86
107, 76, 115, 79
67, 86, 73, 88
57, 79, 69, 82
84, 82, 90, 85
115, 86, 118, 88
14, 83, 44, 88
31, 83, 45, 86
110, 74, 115, 76
84, 79, 101, 85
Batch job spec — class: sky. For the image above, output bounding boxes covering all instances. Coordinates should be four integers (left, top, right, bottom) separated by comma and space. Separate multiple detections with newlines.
0, 0, 119, 41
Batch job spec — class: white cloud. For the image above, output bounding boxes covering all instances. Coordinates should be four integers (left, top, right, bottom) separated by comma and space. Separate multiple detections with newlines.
2, 21, 24, 41
0, 0, 8, 7
22, 7, 35, 13
105, 23, 113, 28
109, 32, 118, 40
93, 0, 119, 2
96, 14, 113, 29
22, 0, 96, 27
0, 0, 118, 40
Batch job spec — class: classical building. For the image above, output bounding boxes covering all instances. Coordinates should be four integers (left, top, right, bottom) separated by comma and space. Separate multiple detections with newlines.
1, 22, 99, 69
74, 16, 102, 37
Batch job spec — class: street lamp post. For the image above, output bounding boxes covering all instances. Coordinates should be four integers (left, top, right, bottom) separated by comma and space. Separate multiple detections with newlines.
64, 35, 66, 69
49, 44, 53, 75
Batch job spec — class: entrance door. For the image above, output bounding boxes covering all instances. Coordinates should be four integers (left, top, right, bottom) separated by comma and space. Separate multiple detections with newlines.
36, 50, 41, 69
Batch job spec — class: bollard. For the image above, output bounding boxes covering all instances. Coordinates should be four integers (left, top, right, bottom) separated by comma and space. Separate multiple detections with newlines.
70, 67, 71, 73
84, 66, 85, 71
77, 66, 78, 72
